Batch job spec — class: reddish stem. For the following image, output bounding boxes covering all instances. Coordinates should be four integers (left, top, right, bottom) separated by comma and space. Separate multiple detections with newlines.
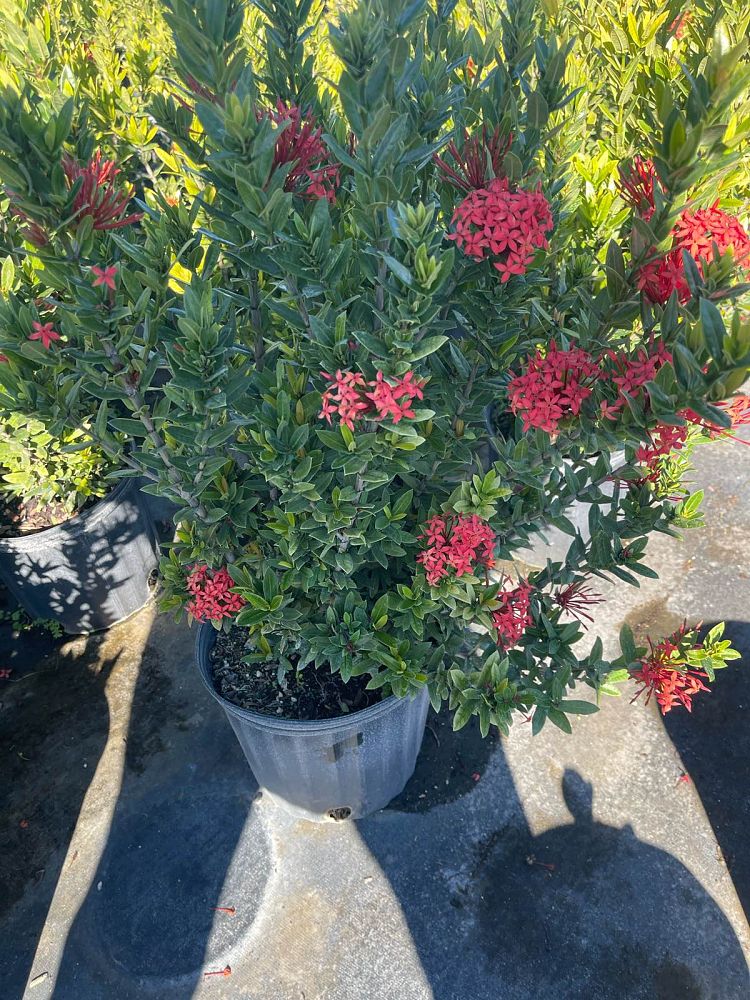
203, 965, 231, 978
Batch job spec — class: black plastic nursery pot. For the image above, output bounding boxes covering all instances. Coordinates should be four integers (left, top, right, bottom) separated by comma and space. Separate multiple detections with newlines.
0, 478, 159, 635
195, 623, 429, 821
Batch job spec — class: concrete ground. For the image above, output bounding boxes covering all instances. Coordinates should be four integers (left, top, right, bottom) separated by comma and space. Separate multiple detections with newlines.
1, 433, 750, 1000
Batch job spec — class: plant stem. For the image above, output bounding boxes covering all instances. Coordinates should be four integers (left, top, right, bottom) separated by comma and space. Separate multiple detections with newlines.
99, 336, 208, 518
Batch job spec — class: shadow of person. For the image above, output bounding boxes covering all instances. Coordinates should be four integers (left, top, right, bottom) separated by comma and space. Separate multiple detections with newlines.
52, 615, 272, 1000
662, 620, 750, 922
0, 627, 119, 998
476, 770, 748, 999
361, 734, 749, 1000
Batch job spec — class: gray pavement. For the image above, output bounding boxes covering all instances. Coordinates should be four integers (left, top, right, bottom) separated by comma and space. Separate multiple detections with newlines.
2, 431, 750, 999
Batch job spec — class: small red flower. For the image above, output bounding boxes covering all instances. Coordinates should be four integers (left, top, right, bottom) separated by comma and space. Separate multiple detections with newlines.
318, 370, 425, 430
434, 126, 512, 192
669, 10, 692, 39
635, 422, 689, 468
491, 579, 533, 650
631, 626, 710, 715
29, 321, 62, 350
637, 248, 691, 305
618, 156, 659, 222
601, 342, 672, 419
6, 201, 49, 247
259, 101, 340, 201
507, 341, 599, 434
447, 177, 553, 282
364, 371, 424, 424
554, 581, 603, 625
417, 513, 495, 586
63, 150, 143, 231
186, 565, 246, 623
719, 394, 750, 427
91, 265, 118, 290
0, 354, 8, 363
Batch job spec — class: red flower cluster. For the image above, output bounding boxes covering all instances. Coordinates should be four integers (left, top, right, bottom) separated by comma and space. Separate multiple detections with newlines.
673, 205, 750, 272
491, 580, 533, 650
260, 101, 340, 201
434, 126, 512, 193
631, 627, 709, 714
186, 565, 246, 622
507, 341, 599, 434
319, 369, 425, 430
62, 150, 143, 231
447, 177, 553, 282
635, 422, 690, 475
675, 398, 750, 452
600, 343, 672, 419
618, 159, 750, 303
637, 249, 691, 305
417, 513, 496, 586
719, 394, 750, 428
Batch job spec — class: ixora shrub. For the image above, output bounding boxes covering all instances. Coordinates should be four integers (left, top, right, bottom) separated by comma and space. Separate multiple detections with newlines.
0, 0, 748, 735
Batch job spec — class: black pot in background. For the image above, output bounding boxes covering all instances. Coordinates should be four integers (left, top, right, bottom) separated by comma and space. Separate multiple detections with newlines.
0, 478, 159, 635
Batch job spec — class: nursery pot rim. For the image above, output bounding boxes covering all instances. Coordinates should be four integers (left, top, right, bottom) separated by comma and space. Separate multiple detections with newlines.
195, 622, 415, 735
0, 477, 135, 550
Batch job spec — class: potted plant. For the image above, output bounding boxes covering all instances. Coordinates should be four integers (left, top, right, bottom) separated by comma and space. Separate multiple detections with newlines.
0, 116, 162, 632
0, 411, 158, 634
0, 0, 747, 818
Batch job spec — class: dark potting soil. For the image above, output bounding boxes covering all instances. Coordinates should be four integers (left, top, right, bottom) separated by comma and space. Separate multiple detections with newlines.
209, 626, 384, 721
0, 494, 97, 537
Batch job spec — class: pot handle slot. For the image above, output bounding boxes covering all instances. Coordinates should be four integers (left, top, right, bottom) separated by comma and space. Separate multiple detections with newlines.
325, 731, 364, 762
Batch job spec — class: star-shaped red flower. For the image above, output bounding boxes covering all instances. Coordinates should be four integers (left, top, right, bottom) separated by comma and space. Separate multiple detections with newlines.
91, 265, 118, 290
29, 321, 62, 350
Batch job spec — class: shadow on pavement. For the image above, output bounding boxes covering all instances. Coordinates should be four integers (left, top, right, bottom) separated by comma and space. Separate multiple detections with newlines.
663, 619, 750, 922
362, 715, 749, 1000
0, 624, 119, 997
52, 615, 268, 1000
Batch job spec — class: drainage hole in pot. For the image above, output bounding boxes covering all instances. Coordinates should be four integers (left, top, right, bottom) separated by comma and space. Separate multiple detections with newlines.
327, 807, 352, 821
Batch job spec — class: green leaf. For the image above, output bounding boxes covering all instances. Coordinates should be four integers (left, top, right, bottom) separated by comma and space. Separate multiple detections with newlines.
0, 256, 15, 293
371, 594, 389, 623
531, 708, 547, 735
382, 255, 413, 286
262, 568, 278, 602
559, 700, 599, 715
452, 701, 473, 731
547, 708, 572, 734
527, 91, 549, 129
235, 608, 269, 627
392, 488, 413, 516
316, 429, 349, 452
109, 418, 148, 437
619, 623, 637, 662
699, 298, 726, 362
408, 335, 448, 361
